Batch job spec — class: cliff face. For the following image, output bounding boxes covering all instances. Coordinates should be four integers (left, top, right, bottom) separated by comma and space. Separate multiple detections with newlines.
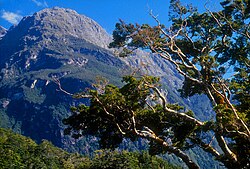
0, 7, 213, 156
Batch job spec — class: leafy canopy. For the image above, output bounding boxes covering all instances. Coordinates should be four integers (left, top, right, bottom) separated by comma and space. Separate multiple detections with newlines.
64, 0, 250, 169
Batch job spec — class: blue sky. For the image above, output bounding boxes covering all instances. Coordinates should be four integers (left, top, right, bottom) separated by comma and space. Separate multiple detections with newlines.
0, 0, 221, 33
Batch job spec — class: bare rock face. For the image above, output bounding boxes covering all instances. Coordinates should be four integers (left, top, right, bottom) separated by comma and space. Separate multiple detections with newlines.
31, 7, 112, 49
0, 7, 118, 79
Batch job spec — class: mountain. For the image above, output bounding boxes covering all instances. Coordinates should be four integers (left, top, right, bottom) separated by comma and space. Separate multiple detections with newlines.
0, 7, 216, 168
0, 26, 7, 40
0, 7, 128, 149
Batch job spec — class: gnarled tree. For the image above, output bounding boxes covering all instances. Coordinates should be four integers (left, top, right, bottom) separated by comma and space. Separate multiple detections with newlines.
64, 0, 250, 168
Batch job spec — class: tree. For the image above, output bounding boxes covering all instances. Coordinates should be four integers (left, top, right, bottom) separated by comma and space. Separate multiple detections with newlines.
64, 0, 250, 168
90, 150, 180, 169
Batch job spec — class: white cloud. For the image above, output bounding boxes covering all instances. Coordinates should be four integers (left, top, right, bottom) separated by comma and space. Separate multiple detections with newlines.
31, 0, 48, 7
1, 11, 23, 25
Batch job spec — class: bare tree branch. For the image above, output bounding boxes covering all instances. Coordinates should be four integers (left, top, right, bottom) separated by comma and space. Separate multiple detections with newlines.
93, 95, 126, 135
225, 128, 249, 139
215, 133, 238, 162
189, 136, 221, 159
147, 84, 204, 126
211, 82, 250, 136
216, 12, 250, 40
135, 128, 200, 169
205, 5, 222, 28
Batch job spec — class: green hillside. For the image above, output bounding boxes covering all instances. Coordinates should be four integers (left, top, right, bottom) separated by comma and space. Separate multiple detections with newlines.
0, 128, 179, 169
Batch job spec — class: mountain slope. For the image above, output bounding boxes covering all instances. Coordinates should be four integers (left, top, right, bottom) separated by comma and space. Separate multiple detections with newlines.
0, 128, 90, 169
0, 128, 179, 169
0, 7, 216, 168
0, 7, 128, 149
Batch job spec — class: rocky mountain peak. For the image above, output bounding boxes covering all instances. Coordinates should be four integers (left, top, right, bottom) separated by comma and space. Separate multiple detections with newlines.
32, 7, 112, 48
36, 7, 111, 48
2, 7, 111, 50
0, 7, 115, 73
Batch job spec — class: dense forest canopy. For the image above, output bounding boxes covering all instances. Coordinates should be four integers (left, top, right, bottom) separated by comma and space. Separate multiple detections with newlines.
0, 128, 179, 169
64, 0, 250, 168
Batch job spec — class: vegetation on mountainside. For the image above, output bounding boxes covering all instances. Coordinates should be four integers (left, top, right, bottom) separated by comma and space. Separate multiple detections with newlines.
64, 0, 250, 168
0, 33, 126, 149
0, 128, 179, 169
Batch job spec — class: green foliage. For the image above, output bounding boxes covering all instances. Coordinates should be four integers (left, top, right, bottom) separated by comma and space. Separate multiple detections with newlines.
65, 0, 250, 168
90, 150, 180, 169
0, 109, 11, 129
0, 128, 178, 169
64, 75, 200, 169
22, 86, 46, 104
0, 128, 91, 169
64, 76, 160, 147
